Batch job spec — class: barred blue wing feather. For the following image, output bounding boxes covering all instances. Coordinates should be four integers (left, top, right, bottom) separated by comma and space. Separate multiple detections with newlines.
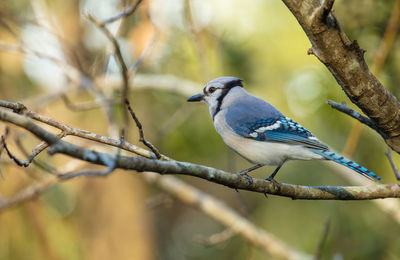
228, 115, 383, 181
188, 77, 384, 182
312, 150, 383, 181
232, 116, 328, 150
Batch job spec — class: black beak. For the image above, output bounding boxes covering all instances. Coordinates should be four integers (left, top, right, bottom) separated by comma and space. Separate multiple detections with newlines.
187, 93, 204, 102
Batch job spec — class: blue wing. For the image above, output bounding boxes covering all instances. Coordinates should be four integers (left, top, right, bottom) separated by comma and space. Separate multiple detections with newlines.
223, 98, 327, 150
223, 100, 383, 181
227, 115, 328, 150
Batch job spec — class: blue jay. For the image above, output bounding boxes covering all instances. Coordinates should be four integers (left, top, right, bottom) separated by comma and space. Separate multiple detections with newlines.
187, 77, 382, 183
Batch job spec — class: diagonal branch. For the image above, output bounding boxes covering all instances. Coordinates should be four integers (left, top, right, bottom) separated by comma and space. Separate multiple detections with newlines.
14, 136, 58, 174
0, 175, 57, 210
87, 14, 130, 123
314, 218, 331, 260
386, 147, 400, 180
0, 100, 158, 159
125, 98, 161, 159
145, 172, 310, 259
327, 100, 386, 137
60, 94, 114, 112
1, 135, 27, 166
100, 0, 143, 26
281, 0, 400, 153
1, 108, 399, 200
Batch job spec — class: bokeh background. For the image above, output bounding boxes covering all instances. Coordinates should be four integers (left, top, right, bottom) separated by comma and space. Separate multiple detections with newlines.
1, 0, 400, 259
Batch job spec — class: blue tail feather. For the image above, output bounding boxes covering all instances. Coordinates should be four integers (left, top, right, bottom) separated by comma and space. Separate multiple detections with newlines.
313, 150, 383, 181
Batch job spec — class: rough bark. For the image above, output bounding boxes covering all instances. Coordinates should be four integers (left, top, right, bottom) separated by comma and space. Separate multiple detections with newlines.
1, 108, 399, 201
282, 0, 400, 152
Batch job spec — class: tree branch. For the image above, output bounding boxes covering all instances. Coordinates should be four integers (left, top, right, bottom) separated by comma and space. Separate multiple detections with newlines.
125, 98, 161, 158
60, 94, 112, 112
87, 14, 130, 124
386, 147, 400, 180
326, 100, 386, 137
99, 0, 143, 26
0, 100, 157, 159
0, 176, 57, 210
314, 218, 331, 260
1, 108, 399, 200
281, 0, 400, 153
144, 172, 310, 259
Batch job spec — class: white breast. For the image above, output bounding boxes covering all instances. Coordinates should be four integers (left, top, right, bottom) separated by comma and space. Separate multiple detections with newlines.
213, 110, 324, 166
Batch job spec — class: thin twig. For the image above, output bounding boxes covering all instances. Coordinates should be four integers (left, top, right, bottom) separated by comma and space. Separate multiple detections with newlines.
183, 0, 211, 80
156, 104, 195, 140
100, 0, 143, 25
14, 136, 58, 174
87, 13, 130, 123
327, 100, 387, 138
0, 41, 83, 86
0, 17, 19, 39
57, 151, 118, 179
125, 98, 162, 159
129, 25, 159, 75
0, 100, 159, 159
61, 94, 112, 112
0, 130, 7, 179
32, 6, 121, 139
11, 132, 66, 168
1, 135, 28, 167
386, 147, 400, 180
314, 218, 331, 260
0, 175, 57, 210
57, 130, 125, 179
96, 73, 202, 97
0, 100, 27, 113
0, 127, 9, 158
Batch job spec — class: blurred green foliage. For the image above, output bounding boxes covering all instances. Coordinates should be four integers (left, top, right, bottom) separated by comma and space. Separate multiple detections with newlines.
0, 0, 400, 259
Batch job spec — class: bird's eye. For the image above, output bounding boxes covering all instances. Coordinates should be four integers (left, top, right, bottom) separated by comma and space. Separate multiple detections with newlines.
208, 87, 216, 93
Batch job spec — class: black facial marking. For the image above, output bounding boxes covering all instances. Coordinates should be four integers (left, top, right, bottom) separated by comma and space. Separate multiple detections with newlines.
224, 79, 243, 89
212, 79, 244, 119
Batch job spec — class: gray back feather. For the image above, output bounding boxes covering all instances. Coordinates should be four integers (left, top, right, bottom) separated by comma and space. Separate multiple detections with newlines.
223, 87, 283, 126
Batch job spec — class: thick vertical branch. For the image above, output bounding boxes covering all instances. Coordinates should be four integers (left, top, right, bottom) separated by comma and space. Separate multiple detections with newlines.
281, 0, 400, 153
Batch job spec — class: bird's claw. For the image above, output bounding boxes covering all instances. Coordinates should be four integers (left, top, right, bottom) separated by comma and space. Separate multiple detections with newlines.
265, 177, 281, 191
237, 172, 253, 185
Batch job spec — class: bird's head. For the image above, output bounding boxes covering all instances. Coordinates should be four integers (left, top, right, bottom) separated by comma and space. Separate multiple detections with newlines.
187, 77, 243, 118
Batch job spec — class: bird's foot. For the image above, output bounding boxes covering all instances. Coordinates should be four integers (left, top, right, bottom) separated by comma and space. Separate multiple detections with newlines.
265, 176, 281, 191
237, 172, 253, 185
